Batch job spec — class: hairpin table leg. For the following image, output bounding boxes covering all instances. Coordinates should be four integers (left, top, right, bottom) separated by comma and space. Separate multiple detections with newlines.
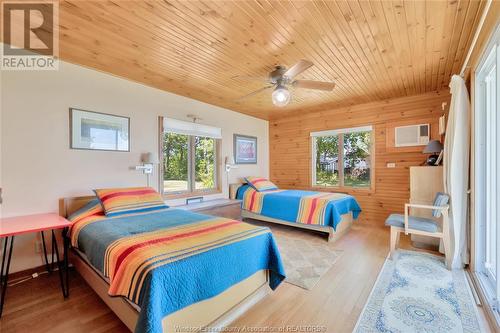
63, 227, 69, 297
40, 231, 51, 273
51, 232, 56, 272
51, 230, 68, 298
0, 236, 15, 318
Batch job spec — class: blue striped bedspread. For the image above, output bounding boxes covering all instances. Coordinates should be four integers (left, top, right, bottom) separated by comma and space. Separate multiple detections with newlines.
236, 184, 361, 230
73, 208, 286, 333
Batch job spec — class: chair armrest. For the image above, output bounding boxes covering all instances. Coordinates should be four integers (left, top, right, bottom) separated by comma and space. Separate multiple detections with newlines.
404, 203, 449, 235
404, 204, 410, 235
409, 199, 433, 205
405, 203, 449, 211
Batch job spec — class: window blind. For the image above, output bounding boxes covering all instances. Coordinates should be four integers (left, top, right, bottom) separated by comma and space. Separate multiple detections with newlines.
163, 117, 222, 139
310, 125, 372, 137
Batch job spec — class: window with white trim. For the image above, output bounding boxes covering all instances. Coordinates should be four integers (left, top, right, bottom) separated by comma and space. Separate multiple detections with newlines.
474, 25, 500, 318
311, 126, 373, 188
160, 117, 221, 195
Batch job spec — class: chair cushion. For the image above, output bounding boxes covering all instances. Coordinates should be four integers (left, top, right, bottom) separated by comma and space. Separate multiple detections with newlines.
432, 192, 449, 217
385, 214, 439, 233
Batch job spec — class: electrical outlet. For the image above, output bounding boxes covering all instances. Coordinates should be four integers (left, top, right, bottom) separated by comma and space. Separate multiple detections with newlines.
34, 240, 42, 253
387, 162, 396, 168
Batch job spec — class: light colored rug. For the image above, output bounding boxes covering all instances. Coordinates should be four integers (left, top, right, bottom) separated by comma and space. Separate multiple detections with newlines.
273, 232, 343, 290
354, 250, 482, 333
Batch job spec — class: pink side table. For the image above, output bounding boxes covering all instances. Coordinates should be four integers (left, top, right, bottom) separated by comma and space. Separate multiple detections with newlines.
0, 213, 72, 317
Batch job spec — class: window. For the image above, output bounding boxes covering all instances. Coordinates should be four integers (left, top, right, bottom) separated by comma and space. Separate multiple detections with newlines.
161, 117, 221, 195
194, 136, 217, 190
163, 133, 189, 192
474, 26, 500, 318
311, 126, 372, 188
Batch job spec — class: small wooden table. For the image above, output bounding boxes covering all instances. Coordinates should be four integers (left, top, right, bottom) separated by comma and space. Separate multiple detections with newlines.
0, 213, 72, 317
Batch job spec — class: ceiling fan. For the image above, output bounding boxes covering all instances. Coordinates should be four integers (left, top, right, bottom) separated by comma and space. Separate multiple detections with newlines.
233, 59, 336, 107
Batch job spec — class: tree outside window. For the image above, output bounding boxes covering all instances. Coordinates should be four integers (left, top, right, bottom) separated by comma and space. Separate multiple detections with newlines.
315, 136, 339, 186
343, 132, 371, 187
163, 132, 218, 194
313, 127, 372, 188
195, 136, 216, 190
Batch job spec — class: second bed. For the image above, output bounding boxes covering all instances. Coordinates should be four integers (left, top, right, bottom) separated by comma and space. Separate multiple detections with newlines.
232, 183, 362, 242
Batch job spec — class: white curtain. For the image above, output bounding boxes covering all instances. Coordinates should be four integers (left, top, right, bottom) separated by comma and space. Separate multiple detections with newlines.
443, 74, 471, 269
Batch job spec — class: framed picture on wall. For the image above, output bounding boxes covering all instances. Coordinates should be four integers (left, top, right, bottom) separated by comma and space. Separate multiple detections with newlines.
234, 134, 257, 164
70, 108, 130, 151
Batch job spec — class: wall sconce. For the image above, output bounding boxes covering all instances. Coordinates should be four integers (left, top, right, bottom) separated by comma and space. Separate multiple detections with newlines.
225, 156, 236, 172
136, 152, 159, 186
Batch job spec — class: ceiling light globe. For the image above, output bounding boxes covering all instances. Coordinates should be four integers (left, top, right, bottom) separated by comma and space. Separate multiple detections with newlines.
272, 86, 291, 107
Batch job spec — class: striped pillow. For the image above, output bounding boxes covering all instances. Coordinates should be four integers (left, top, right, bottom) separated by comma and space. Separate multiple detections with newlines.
94, 187, 168, 217
245, 177, 278, 192
68, 198, 104, 223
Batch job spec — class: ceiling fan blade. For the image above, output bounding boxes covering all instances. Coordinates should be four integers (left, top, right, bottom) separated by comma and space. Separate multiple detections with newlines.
284, 59, 313, 80
235, 86, 273, 101
293, 80, 335, 91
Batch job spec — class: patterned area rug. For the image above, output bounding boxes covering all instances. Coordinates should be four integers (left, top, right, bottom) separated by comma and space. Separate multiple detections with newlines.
354, 250, 482, 333
273, 233, 343, 290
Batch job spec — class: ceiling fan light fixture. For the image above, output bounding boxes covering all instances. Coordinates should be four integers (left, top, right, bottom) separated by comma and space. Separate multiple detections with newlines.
235, 59, 335, 105
272, 85, 290, 107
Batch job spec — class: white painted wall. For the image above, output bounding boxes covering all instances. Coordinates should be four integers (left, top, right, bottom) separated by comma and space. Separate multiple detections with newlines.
1, 61, 269, 272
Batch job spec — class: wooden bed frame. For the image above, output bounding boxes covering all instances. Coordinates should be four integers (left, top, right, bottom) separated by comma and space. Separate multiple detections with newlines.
229, 183, 354, 243
60, 196, 271, 333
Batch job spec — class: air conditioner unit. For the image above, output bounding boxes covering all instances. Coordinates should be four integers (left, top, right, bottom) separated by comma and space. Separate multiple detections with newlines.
395, 124, 430, 147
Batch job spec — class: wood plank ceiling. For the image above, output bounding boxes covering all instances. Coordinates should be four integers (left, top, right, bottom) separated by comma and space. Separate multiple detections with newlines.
55, 0, 485, 120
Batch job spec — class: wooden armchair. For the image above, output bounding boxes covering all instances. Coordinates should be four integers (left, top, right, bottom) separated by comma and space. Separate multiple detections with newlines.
385, 193, 451, 269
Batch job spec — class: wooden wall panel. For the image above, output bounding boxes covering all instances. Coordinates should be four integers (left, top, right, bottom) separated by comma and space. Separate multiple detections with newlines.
269, 90, 451, 226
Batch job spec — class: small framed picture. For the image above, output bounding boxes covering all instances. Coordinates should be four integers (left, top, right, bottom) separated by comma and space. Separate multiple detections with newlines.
234, 134, 257, 164
70, 108, 130, 151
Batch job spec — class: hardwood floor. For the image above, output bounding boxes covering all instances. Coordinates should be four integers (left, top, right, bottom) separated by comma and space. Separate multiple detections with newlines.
233, 222, 392, 333
0, 267, 128, 333
0, 223, 490, 333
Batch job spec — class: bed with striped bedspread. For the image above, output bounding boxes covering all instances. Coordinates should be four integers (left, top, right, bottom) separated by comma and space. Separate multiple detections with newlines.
237, 184, 361, 230
70, 208, 285, 333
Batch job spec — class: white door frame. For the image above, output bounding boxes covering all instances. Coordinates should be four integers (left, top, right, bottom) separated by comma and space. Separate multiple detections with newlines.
472, 23, 500, 319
